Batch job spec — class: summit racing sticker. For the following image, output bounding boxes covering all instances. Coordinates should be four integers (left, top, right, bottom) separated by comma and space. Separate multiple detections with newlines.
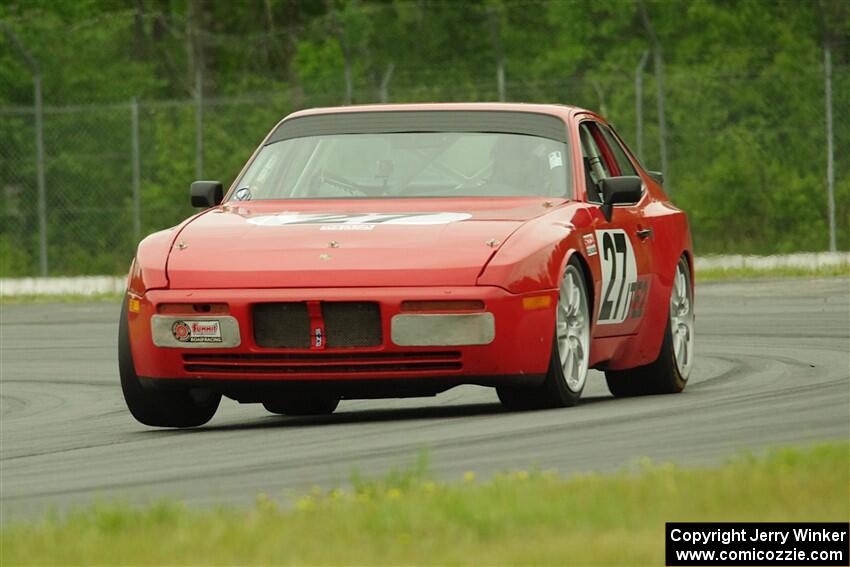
246, 212, 472, 227
582, 233, 598, 256
171, 320, 223, 343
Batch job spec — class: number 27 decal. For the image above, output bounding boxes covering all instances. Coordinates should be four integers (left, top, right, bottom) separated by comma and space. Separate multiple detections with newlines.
596, 229, 639, 325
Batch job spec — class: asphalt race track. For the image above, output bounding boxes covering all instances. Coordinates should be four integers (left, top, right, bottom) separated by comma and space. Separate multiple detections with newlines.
1, 278, 848, 521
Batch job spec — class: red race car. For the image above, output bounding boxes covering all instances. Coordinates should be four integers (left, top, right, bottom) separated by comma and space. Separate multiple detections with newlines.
119, 103, 695, 427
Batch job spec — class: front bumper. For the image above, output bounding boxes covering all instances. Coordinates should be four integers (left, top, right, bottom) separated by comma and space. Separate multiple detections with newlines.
128, 286, 556, 383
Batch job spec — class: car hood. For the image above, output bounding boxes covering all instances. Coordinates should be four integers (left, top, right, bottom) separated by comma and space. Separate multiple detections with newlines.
165, 198, 563, 289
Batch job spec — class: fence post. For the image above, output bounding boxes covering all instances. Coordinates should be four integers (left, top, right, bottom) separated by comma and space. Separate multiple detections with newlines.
379, 63, 395, 103
195, 67, 204, 179
635, 50, 649, 163
654, 50, 669, 191
488, 4, 506, 102
638, 0, 669, 191
823, 43, 836, 252
34, 75, 48, 276
131, 97, 141, 243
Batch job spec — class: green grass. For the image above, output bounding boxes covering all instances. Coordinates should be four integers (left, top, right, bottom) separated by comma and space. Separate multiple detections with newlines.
0, 292, 123, 305
1, 443, 847, 566
696, 263, 849, 281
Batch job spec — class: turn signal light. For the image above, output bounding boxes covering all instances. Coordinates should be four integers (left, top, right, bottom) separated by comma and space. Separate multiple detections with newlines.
157, 303, 229, 314
127, 297, 141, 313
522, 295, 552, 310
400, 300, 485, 312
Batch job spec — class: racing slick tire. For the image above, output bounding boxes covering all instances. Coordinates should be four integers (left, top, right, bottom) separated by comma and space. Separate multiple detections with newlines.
263, 396, 340, 416
498, 259, 591, 410
605, 255, 694, 397
119, 298, 221, 427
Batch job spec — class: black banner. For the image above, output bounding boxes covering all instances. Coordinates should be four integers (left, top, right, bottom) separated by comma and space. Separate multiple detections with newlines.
666, 522, 849, 566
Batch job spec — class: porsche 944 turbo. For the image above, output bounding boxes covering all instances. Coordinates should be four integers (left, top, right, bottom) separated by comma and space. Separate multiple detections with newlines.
119, 103, 694, 427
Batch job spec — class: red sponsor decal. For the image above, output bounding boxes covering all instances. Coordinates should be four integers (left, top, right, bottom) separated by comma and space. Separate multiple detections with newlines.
583, 233, 598, 256
172, 321, 191, 341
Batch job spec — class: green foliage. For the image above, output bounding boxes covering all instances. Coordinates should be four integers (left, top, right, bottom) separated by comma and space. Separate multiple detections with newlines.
696, 264, 850, 281
1, 0, 848, 275
1, 443, 847, 565
0, 234, 30, 276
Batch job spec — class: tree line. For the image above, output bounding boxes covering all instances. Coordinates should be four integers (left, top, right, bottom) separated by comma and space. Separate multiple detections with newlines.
0, 0, 848, 276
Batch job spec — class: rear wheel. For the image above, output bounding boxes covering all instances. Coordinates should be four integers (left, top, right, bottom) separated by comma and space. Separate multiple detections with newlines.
498, 260, 590, 410
605, 255, 694, 397
263, 396, 340, 416
119, 298, 220, 427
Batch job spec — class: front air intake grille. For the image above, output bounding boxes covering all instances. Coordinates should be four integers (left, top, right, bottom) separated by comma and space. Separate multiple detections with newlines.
253, 302, 310, 348
252, 301, 382, 349
323, 302, 382, 347
182, 351, 462, 375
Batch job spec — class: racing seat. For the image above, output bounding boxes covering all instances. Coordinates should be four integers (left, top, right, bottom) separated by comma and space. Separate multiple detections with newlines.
584, 157, 602, 202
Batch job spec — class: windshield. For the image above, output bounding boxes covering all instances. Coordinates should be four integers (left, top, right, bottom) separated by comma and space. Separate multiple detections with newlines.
231, 132, 570, 200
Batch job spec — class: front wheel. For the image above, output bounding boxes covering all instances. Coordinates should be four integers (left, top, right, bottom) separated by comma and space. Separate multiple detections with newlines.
605, 255, 694, 397
119, 298, 220, 427
498, 260, 591, 410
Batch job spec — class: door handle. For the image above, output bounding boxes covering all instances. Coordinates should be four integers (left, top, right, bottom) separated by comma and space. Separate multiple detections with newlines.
636, 228, 653, 240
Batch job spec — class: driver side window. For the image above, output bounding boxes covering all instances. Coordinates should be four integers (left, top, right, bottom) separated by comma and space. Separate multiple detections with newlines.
579, 120, 643, 205
599, 125, 637, 177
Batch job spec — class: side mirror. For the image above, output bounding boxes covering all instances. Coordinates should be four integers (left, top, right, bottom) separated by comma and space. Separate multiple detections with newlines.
599, 176, 643, 222
647, 170, 664, 185
191, 181, 224, 208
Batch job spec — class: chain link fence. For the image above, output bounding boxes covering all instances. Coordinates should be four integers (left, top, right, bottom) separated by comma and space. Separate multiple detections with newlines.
1, 68, 848, 277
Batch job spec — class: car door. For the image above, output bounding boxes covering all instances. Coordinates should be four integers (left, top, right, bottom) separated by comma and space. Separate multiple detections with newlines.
578, 120, 654, 337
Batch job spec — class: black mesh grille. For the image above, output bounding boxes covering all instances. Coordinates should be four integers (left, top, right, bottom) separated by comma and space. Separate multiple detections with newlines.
252, 301, 382, 349
253, 302, 310, 348
323, 302, 382, 347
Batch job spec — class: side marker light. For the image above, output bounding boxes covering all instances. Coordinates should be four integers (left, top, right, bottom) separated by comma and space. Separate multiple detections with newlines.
522, 295, 552, 310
